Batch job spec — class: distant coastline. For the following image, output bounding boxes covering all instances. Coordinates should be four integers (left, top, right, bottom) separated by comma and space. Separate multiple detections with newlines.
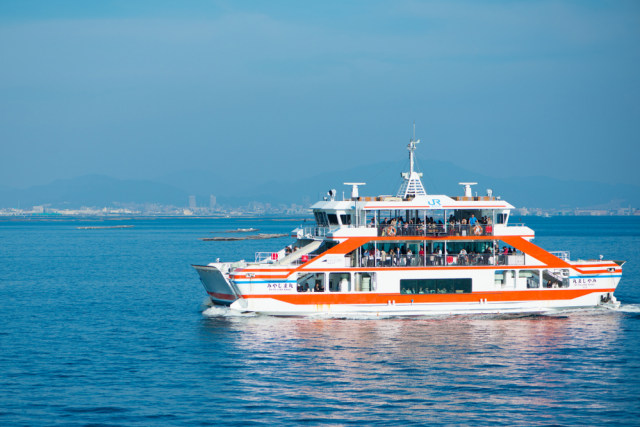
0, 210, 638, 222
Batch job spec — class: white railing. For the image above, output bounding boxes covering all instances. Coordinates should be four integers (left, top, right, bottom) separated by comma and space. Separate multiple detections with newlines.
354, 253, 525, 268
255, 252, 278, 263
550, 251, 570, 261
303, 226, 330, 239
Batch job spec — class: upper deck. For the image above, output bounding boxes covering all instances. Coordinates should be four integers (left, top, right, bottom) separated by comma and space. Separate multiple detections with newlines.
299, 131, 534, 241
307, 189, 532, 239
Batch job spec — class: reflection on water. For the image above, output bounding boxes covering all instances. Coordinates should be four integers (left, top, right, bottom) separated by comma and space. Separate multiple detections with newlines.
198, 310, 635, 425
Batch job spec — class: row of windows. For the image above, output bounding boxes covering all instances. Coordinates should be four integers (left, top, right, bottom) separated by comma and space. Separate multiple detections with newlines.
313, 210, 509, 228
294, 269, 570, 295
495, 269, 569, 288
400, 279, 472, 295
349, 240, 522, 268
297, 272, 376, 293
314, 212, 352, 227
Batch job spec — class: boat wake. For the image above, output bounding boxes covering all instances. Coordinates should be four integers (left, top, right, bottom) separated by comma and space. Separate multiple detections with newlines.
201, 306, 256, 318
607, 303, 640, 313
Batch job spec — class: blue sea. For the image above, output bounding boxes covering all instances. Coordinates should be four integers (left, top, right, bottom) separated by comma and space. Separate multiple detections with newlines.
1, 216, 639, 426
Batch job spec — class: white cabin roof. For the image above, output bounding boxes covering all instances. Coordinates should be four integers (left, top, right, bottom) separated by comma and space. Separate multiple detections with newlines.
311, 195, 513, 211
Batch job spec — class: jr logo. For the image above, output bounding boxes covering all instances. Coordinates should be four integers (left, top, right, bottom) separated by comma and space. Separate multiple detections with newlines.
428, 199, 441, 207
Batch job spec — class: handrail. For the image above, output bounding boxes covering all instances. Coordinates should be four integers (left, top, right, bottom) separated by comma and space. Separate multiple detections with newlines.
377, 223, 494, 237
355, 253, 524, 267
550, 251, 570, 261
255, 252, 278, 263
302, 226, 329, 238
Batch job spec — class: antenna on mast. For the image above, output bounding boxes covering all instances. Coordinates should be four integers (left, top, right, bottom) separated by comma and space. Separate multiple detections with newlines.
396, 123, 427, 198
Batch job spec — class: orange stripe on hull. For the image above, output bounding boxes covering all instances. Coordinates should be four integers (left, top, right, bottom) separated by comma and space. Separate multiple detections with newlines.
242, 288, 614, 305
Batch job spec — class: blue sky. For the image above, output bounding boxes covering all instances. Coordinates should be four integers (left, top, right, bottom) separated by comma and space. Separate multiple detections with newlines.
1, 0, 639, 189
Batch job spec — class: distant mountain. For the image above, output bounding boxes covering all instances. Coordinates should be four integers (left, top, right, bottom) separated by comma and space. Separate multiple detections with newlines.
1, 161, 638, 210
178, 158, 640, 210
0, 175, 187, 208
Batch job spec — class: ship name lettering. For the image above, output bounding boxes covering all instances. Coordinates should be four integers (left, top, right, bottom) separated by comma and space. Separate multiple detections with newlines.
267, 283, 294, 290
571, 278, 597, 285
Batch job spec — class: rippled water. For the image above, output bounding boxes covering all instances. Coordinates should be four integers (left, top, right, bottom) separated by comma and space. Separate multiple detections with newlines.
1, 216, 639, 425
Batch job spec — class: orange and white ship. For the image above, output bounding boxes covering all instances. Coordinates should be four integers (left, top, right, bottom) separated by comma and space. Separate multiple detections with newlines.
194, 133, 623, 316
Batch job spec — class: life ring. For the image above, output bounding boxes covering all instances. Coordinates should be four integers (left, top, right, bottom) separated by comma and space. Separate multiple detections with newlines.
385, 226, 396, 237
473, 225, 482, 236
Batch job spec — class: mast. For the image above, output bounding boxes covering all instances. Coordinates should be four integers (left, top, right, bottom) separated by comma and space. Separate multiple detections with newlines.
396, 124, 427, 198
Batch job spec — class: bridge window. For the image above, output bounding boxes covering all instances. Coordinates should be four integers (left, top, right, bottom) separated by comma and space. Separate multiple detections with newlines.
314, 211, 328, 226
327, 213, 339, 225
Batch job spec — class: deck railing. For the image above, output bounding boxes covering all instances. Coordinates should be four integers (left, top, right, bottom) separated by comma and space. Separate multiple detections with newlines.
377, 223, 494, 238
550, 251, 570, 261
356, 252, 525, 267
302, 226, 329, 239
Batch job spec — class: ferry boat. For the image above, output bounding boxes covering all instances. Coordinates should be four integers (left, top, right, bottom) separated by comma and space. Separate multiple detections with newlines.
193, 134, 623, 316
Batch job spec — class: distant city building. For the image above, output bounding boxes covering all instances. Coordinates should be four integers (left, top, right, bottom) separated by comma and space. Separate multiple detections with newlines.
188, 195, 196, 209
209, 195, 216, 210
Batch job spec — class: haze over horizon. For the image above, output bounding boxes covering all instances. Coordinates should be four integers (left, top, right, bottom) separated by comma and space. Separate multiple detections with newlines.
1, 1, 639, 190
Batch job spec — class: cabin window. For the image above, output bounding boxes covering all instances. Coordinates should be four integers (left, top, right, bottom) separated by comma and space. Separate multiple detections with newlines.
400, 278, 472, 295
329, 272, 351, 292
340, 214, 352, 226
543, 269, 570, 288
297, 273, 325, 293
519, 270, 541, 288
354, 272, 376, 292
496, 213, 508, 224
327, 214, 339, 225
495, 270, 515, 287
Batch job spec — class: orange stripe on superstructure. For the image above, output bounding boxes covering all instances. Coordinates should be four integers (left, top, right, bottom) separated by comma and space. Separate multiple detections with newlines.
501, 236, 571, 268
323, 237, 371, 255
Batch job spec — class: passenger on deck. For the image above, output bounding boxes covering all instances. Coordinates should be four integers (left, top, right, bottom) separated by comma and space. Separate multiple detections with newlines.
389, 249, 397, 266
469, 214, 477, 226
459, 248, 467, 265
